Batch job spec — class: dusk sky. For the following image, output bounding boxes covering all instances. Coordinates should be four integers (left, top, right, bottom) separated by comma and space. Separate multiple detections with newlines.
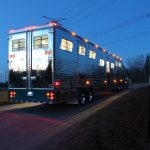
0, 0, 150, 75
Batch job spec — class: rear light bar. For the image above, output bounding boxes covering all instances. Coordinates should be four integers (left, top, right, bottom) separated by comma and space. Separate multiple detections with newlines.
46, 92, 54, 100
9, 91, 16, 98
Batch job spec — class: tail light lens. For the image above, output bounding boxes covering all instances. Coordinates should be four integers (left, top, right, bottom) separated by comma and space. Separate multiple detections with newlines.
46, 92, 54, 100
54, 81, 60, 87
9, 91, 16, 98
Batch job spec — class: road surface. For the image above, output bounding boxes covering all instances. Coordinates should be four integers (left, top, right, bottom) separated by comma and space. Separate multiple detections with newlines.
0, 84, 148, 150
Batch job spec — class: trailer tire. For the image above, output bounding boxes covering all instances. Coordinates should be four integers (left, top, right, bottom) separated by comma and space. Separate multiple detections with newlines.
78, 92, 86, 106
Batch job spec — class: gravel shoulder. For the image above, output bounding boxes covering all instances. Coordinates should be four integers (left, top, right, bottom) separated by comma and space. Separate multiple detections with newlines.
56, 86, 150, 150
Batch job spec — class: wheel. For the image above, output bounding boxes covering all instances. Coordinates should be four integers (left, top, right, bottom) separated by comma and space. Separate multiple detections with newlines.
86, 91, 93, 103
78, 92, 86, 106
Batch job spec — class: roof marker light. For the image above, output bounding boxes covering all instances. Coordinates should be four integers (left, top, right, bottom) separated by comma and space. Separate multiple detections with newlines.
102, 49, 106, 52
27, 26, 37, 30
84, 39, 88, 43
9, 29, 16, 33
71, 32, 76, 36
48, 22, 58, 26
95, 44, 99, 48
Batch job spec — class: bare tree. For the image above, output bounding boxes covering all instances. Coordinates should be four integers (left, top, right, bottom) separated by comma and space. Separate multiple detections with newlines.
144, 54, 150, 82
126, 54, 146, 83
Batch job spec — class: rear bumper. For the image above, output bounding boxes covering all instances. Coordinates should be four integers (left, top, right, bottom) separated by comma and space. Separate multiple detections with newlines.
8, 88, 57, 104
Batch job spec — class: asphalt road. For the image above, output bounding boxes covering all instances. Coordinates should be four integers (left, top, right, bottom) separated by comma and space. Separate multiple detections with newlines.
0, 84, 149, 150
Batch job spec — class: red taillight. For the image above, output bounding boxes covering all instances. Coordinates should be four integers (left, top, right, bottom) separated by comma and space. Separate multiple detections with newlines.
9, 91, 16, 98
50, 93, 54, 96
50, 96, 54, 100
46, 92, 54, 100
54, 81, 60, 86
46, 93, 50, 96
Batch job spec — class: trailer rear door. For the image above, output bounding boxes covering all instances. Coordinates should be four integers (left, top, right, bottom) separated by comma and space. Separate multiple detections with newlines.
9, 32, 27, 88
9, 28, 54, 89
31, 29, 54, 88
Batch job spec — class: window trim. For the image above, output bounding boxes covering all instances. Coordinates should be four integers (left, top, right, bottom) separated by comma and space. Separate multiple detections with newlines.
106, 61, 110, 73
12, 38, 25, 51
60, 38, 73, 52
78, 45, 86, 56
33, 35, 48, 49
99, 59, 105, 66
118, 62, 122, 68
111, 63, 115, 69
89, 50, 96, 59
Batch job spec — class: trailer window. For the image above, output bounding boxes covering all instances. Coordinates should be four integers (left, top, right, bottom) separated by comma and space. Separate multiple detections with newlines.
89, 50, 96, 59
115, 61, 119, 67
60, 38, 73, 52
106, 61, 110, 73
119, 62, 121, 67
99, 59, 105, 66
34, 35, 48, 49
111, 63, 114, 69
12, 38, 25, 51
78, 45, 86, 55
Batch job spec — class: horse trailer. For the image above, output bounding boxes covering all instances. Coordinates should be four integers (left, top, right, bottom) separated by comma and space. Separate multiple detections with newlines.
8, 22, 128, 105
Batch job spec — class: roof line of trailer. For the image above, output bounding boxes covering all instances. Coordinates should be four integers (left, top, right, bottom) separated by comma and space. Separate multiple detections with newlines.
57, 25, 122, 61
9, 22, 122, 61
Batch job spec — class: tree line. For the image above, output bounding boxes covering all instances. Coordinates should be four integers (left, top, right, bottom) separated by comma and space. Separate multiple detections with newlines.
126, 54, 150, 83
